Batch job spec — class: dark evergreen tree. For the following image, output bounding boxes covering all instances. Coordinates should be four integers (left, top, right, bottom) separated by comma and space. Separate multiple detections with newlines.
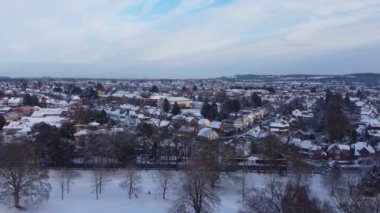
220, 99, 240, 119
53, 87, 63, 93
344, 93, 351, 107
96, 83, 105, 91
97, 110, 106, 122
31, 95, 39, 106
284, 98, 304, 115
181, 86, 187, 92
70, 86, 82, 95
23, 94, 33, 106
224, 99, 240, 113
215, 90, 227, 103
310, 87, 317, 93
210, 102, 219, 121
60, 122, 76, 139
231, 99, 241, 112
326, 93, 348, 142
0, 114, 6, 130
357, 89, 364, 99
40, 97, 47, 108
31, 123, 74, 166
171, 102, 181, 115
111, 132, 137, 164
201, 101, 212, 119
240, 96, 251, 108
96, 110, 109, 124
325, 89, 333, 103
72, 107, 96, 124
163, 98, 170, 113
150, 85, 159, 93
21, 94, 39, 106
138, 123, 154, 138
264, 86, 275, 93
82, 87, 98, 99
250, 93, 262, 108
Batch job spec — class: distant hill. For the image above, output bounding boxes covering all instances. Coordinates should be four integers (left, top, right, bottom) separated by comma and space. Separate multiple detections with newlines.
347, 73, 380, 77
222, 73, 379, 79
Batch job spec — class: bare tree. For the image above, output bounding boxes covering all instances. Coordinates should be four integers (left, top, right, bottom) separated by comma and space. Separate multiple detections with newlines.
57, 170, 66, 200
358, 166, 380, 196
107, 131, 137, 166
288, 155, 312, 188
171, 160, 220, 213
240, 190, 275, 213
253, 134, 287, 173
240, 177, 335, 213
120, 164, 142, 199
65, 169, 80, 194
324, 166, 342, 197
240, 174, 247, 205
335, 186, 379, 213
0, 143, 51, 209
266, 177, 285, 212
240, 176, 286, 213
56, 168, 80, 200
92, 168, 109, 200
282, 181, 330, 213
345, 174, 359, 196
235, 172, 249, 205
333, 169, 379, 213
156, 169, 172, 199
92, 171, 100, 200
193, 139, 224, 188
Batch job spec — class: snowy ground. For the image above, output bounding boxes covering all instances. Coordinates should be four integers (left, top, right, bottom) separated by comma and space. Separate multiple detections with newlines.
0, 170, 331, 213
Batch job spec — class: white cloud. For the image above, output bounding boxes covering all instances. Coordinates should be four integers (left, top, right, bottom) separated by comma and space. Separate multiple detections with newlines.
0, 0, 379, 77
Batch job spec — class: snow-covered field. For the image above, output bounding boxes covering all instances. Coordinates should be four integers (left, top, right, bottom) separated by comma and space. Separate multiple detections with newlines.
0, 170, 330, 213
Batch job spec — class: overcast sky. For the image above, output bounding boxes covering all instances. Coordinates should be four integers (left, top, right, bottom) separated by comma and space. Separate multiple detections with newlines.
0, 0, 379, 78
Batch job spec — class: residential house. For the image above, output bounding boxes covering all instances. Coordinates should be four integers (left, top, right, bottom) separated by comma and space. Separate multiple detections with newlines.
7, 97, 23, 107
327, 143, 351, 160
351, 142, 376, 158
197, 127, 219, 140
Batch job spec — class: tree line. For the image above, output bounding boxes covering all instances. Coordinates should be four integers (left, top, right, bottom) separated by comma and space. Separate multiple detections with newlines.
1, 140, 378, 212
